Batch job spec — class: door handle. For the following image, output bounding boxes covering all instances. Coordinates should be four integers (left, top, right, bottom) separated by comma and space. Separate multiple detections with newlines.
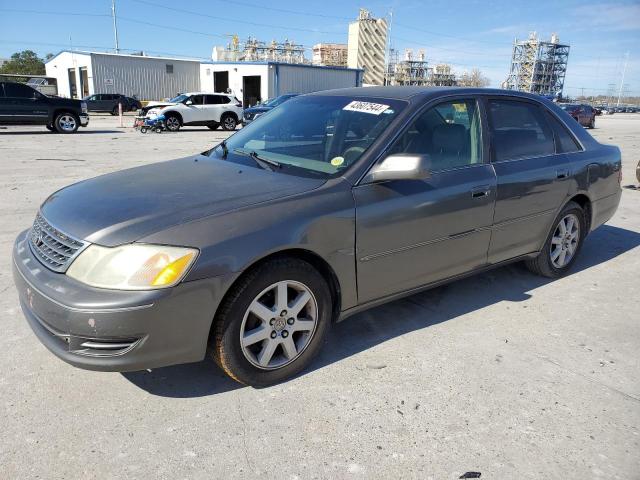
556, 169, 569, 179
471, 186, 491, 199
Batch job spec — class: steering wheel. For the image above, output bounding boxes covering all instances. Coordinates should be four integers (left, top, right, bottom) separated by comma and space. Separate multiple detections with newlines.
342, 146, 365, 165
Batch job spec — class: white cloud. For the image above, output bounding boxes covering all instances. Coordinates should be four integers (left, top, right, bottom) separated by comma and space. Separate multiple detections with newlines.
572, 2, 640, 32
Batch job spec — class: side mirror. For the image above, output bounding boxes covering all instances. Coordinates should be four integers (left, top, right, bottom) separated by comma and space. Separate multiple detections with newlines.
363, 154, 431, 183
185, 100, 193, 105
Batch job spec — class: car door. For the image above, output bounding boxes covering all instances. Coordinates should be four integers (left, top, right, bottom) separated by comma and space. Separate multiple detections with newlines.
85, 94, 98, 111
2, 82, 48, 123
354, 97, 497, 303
485, 97, 572, 264
202, 94, 224, 122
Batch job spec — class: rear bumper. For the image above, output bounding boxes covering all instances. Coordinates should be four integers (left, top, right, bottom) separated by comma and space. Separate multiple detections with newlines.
80, 114, 89, 127
12, 230, 230, 372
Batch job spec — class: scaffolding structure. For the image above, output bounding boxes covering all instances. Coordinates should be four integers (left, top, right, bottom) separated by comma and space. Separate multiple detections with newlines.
312, 43, 348, 67
212, 35, 307, 64
504, 32, 570, 96
385, 49, 457, 87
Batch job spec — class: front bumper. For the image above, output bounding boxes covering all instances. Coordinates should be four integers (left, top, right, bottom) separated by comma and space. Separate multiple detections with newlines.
80, 114, 89, 127
12, 230, 230, 372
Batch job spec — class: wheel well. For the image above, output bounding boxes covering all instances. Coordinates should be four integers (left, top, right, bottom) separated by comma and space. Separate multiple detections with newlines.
210, 249, 342, 338
52, 109, 78, 121
568, 193, 592, 232
164, 111, 183, 124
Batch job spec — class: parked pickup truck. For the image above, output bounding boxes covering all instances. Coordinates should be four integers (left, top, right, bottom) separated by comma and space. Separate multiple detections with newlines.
0, 81, 89, 133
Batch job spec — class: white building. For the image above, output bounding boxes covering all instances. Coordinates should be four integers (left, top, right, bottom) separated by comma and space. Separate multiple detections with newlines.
312, 44, 348, 67
347, 9, 388, 86
45, 51, 363, 105
200, 61, 363, 107
45, 51, 201, 100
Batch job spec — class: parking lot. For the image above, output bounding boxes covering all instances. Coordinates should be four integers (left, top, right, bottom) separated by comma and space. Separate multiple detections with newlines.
0, 113, 638, 479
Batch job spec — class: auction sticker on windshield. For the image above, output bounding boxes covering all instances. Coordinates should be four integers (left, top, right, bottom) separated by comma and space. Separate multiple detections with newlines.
343, 101, 390, 115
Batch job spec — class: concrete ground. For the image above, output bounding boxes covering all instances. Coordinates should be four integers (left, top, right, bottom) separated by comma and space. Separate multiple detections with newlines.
0, 113, 638, 480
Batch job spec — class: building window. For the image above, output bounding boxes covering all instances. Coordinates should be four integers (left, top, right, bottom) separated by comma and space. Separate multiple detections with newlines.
166, 64, 174, 74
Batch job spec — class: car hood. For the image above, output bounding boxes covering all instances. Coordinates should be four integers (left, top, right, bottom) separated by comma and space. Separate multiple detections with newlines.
145, 101, 177, 109
245, 106, 271, 114
40, 154, 324, 247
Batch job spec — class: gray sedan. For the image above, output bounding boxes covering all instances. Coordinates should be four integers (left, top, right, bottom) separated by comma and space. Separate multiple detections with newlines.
12, 87, 622, 386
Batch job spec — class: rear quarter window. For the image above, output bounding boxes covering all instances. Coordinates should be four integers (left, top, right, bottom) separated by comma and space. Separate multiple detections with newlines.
545, 111, 582, 154
488, 99, 555, 162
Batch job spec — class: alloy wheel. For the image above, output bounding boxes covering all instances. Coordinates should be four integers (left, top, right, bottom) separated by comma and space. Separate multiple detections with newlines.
58, 115, 77, 132
223, 117, 236, 130
550, 213, 580, 268
166, 117, 180, 131
240, 280, 318, 370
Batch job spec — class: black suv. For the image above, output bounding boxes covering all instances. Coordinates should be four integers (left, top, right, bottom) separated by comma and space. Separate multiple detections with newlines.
83, 94, 141, 114
0, 82, 89, 133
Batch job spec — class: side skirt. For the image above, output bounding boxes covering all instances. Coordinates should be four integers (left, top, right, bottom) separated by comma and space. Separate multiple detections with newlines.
337, 252, 539, 322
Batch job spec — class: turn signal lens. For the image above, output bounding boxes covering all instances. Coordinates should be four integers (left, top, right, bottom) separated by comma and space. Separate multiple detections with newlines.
152, 253, 196, 286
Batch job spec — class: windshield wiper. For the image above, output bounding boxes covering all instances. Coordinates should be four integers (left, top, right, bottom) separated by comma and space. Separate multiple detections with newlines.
219, 140, 228, 158
233, 149, 282, 171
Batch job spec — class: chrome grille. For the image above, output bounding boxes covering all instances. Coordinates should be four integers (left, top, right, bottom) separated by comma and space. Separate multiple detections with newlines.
29, 213, 85, 272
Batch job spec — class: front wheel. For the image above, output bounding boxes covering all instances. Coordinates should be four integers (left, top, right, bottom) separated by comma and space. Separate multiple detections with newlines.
525, 201, 586, 278
165, 115, 181, 132
54, 112, 79, 133
212, 258, 332, 387
221, 114, 237, 131
207, 122, 219, 130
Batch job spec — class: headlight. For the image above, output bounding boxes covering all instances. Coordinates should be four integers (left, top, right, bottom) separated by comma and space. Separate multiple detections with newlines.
81, 101, 88, 114
253, 113, 262, 119
147, 108, 160, 117
66, 244, 198, 290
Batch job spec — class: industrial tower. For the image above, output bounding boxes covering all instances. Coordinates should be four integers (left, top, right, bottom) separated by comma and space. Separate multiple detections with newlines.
504, 32, 570, 97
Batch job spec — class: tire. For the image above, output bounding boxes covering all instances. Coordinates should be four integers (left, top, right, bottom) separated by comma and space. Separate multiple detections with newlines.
207, 122, 220, 130
212, 258, 332, 387
589, 117, 595, 129
45, 124, 55, 132
110, 106, 119, 116
525, 201, 586, 278
140, 127, 148, 134
221, 114, 237, 131
165, 114, 181, 132
53, 112, 79, 134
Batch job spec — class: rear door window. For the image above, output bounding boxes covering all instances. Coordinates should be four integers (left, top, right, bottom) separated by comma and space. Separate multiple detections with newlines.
545, 111, 582, 154
4, 83, 36, 99
488, 99, 555, 161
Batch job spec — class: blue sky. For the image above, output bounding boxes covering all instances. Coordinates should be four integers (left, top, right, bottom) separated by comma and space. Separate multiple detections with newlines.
0, 0, 638, 97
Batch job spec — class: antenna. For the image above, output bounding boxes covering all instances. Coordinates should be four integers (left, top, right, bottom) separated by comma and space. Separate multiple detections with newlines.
111, 0, 120, 53
616, 52, 629, 107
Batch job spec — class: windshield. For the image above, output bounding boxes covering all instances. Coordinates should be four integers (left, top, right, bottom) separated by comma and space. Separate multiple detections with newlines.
560, 104, 579, 110
169, 94, 189, 103
262, 95, 294, 107
209, 95, 406, 178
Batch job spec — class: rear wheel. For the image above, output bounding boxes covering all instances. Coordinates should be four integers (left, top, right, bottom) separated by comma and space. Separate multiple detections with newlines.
221, 114, 237, 131
525, 201, 585, 278
165, 114, 181, 132
111, 106, 119, 116
54, 112, 79, 134
212, 258, 332, 387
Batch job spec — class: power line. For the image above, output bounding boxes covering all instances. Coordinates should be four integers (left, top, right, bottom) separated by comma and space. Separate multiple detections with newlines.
0, 8, 110, 17
129, 0, 345, 35
222, 0, 352, 20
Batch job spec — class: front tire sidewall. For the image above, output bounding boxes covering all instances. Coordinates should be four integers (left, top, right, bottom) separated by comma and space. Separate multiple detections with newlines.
214, 260, 332, 387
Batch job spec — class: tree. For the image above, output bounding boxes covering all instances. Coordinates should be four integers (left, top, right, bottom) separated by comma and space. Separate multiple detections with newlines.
0, 50, 47, 75
458, 68, 491, 88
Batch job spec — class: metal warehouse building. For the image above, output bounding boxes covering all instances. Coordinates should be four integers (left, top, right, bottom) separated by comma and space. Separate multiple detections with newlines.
200, 61, 363, 107
45, 51, 201, 101
45, 52, 363, 104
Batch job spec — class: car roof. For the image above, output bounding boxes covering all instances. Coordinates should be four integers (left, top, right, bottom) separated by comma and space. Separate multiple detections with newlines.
185, 92, 233, 96
306, 86, 549, 103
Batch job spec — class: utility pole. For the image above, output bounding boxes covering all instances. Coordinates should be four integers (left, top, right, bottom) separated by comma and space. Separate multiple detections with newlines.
616, 52, 629, 107
111, 0, 120, 53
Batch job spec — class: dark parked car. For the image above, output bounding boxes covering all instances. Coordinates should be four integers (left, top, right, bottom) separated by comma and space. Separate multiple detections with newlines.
83, 93, 140, 114
559, 103, 596, 128
12, 87, 622, 386
0, 81, 89, 133
242, 93, 298, 126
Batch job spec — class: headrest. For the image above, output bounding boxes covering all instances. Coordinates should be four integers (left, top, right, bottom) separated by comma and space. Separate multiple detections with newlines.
432, 124, 466, 151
